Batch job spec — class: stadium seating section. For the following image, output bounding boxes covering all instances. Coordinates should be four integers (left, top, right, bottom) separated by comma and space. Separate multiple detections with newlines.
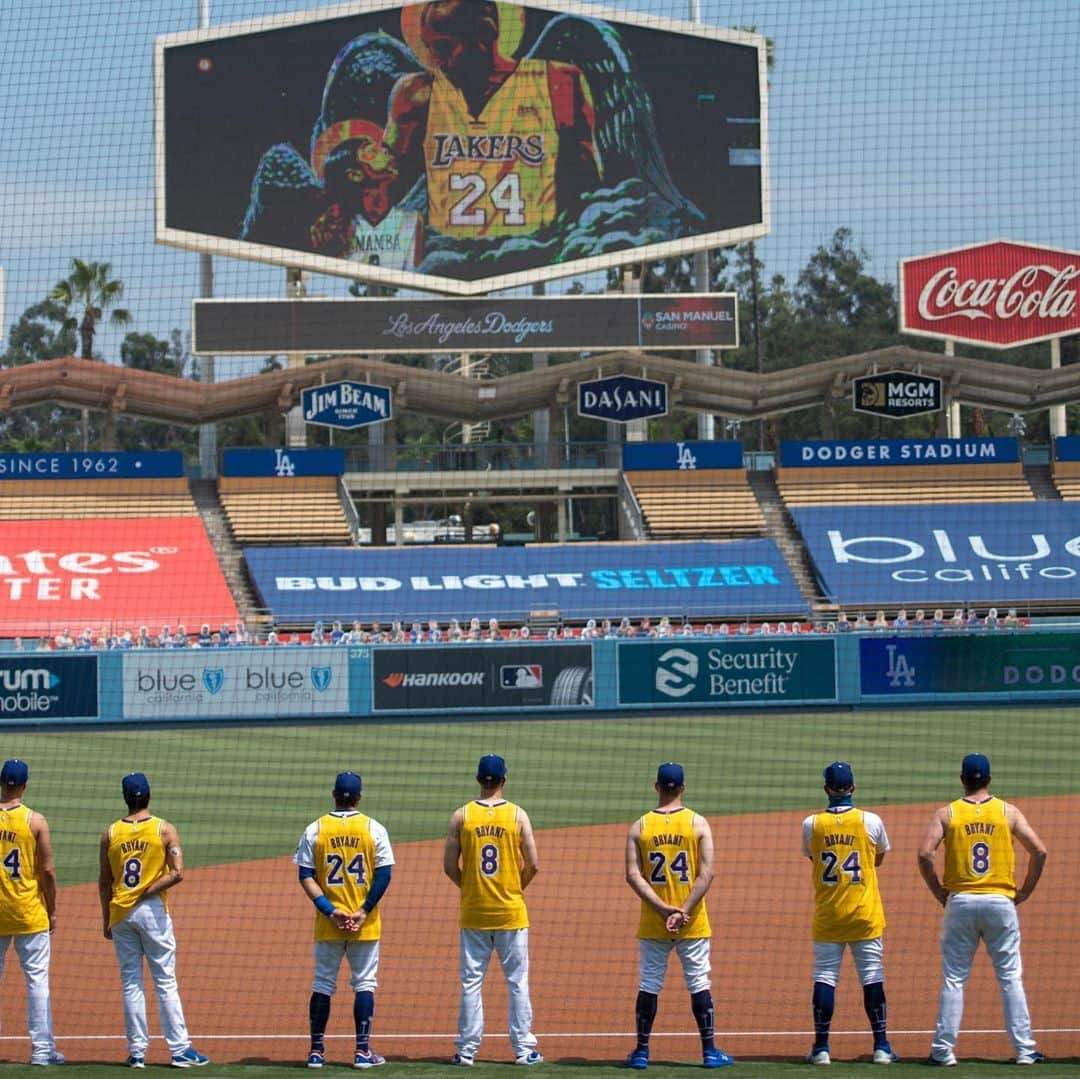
1052, 459, 1080, 500
0, 478, 197, 518
626, 469, 766, 539
218, 476, 352, 545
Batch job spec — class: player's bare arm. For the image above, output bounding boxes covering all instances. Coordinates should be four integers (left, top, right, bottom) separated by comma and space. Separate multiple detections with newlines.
624, 821, 678, 918
97, 830, 114, 939
443, 807, 464, 887
140, 820, 185, 901
668, 814, 714, 930
517, 808, 539, 888
1008, 804, 1048, 904
917, 806, 950, 906
31, 812, 57, 930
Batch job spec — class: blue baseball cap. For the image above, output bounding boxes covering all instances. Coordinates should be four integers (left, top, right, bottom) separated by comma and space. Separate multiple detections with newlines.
333, 771, 362, 798
656, 762, 685, 790
961, 753, 991, 784
477, 754, 507, 783
122, 772, 151, 802
0, 759, 29, 787
823, 761, 855, 790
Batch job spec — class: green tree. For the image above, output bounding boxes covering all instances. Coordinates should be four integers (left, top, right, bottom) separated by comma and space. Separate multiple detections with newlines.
49, 258, 131, 360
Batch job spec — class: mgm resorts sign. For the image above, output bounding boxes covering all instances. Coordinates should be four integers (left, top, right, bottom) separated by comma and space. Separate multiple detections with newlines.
852, 371, 943, 419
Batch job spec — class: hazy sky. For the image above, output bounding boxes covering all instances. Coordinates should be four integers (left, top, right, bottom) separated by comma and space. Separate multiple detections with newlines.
2, 0, 1077, 369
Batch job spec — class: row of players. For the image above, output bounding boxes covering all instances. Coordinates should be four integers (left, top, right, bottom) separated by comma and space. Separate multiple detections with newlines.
23, 607, 1027, 651
0, 752, 1048, 1068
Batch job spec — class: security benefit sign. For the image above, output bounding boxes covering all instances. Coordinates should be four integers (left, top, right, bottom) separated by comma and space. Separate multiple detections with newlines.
372, 644, 593, 713
617, 638, 837, 707
852, 372, 942, 419
0, 656, 98, 722
861, 633, 1080, 699
792, 502, 1080, 608
302, 381, 392, 429
578, 375, 667, 423
122, 650, 349, 720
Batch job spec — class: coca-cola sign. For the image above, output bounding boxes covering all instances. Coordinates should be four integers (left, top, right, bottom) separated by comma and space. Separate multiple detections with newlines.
900, 240, 1080, 348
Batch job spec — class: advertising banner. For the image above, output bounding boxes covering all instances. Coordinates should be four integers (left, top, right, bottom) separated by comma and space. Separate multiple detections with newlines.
860, 633, 1080, 697
900, 240, 1080, 348
622, 441, 743, 471
0, 518, 238, 636
122, 649, 350, 719
852, 372, 942, 418
372, 643, 593, 712
302, 381, 392, 429
792, 502, 1080, 607
578, 375, 667, 422
617, 638, 837, 706
193, 295, 738, 355
244, 539, 806, 624
1054, 436, 1080, 463
0, 656, 98, 721
157, 3, 766, 296
0, 452, 184, 481
222, 448, 345, 477
780, 437, 1018, 468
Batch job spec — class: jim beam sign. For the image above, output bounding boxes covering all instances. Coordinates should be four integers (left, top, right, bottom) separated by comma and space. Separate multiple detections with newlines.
900, 240, 1080, 349
853, 371, 942, 418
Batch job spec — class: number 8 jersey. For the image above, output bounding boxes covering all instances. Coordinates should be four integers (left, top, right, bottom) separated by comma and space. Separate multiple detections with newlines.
459, 800, 528, 931
943, 796, 1015, 898
636, 807, 710, 941
805, 807, 888, 943
106, 815, 169, 928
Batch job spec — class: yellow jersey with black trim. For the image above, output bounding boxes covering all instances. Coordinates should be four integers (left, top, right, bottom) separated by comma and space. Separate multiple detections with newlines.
807, 807, 886, 942
0, 804, 48, 935
459, 800, 528, 931
424, 59, 558, 239
107, 815, 169, 928
943, 796, 1015, 897
636, 807, 711, 941
312, 812, 382, 943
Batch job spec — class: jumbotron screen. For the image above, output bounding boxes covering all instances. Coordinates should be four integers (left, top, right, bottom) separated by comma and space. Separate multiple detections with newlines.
155, 0, 768, 295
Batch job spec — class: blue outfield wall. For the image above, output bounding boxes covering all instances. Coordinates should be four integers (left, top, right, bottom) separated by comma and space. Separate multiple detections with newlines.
1, 631, 1079, 726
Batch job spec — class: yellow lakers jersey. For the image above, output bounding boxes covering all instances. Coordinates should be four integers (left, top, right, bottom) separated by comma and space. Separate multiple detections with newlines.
459, 800, 528, 931
107, 815, 169, 928
636, 808, 711, 941
424, 59, 558, 238
313, 811, 381, 942
0, 804, 48, 935
943, 797, 1015, 897
808, 808, 885, 942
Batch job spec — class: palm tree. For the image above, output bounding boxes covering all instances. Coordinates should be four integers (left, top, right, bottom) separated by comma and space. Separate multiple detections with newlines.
49, 259, 131, 449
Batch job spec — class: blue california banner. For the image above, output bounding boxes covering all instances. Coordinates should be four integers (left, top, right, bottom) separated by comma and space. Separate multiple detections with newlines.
244, 539, 806, 623
793, 502, 1080, 606
622, 440, 743, 470
779, 437, 1018, 467
0, 451, 184, 480
222, 447, 345, 477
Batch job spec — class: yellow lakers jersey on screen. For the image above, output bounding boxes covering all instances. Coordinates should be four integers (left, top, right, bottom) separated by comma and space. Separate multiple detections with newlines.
313, 811, 381, 942
107, 816, 169, 928
424, 59, 558, 239
808, 808, 885, 942
0, 804, 48, 935
943, 797, 1015, 897
459, 800, 528, 931
636, 808, 710, 941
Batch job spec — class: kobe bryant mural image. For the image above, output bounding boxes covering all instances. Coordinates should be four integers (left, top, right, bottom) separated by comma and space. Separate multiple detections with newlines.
160, 0, 766, 289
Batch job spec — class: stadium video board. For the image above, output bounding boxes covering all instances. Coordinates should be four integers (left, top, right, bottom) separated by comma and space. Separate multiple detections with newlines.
155, 0, 768, 296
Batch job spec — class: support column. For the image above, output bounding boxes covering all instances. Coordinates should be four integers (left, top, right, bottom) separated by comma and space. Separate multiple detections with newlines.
285, 352, 307, 447
1050, 338, 1066, 438
945, 340, 961, 437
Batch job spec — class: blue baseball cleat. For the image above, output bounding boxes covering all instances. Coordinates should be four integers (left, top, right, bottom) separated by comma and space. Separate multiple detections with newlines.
703, 1047, 735, 1068
626, 1047, 649, 1070
170, 1047, 210, 1068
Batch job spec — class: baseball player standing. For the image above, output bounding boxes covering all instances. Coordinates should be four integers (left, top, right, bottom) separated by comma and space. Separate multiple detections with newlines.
624, 762, 734, 1070
802, 761, 895, 1065
443, 754, 542, 1066
0, 759, 63, 1066
293, 771, 394, 1070
97, 772, 209, 1069
918, 753, 1047, 1066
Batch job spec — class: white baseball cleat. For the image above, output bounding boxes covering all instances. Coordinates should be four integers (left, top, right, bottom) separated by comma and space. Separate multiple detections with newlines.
806, 1048, 831, 1065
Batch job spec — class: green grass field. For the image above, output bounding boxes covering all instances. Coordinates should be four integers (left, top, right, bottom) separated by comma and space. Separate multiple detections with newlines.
3, 707, 1077, 885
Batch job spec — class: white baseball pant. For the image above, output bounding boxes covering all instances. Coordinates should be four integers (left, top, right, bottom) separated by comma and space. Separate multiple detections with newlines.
812, 937, 885, 987
312, 939, 379, 995
456, 928, 537, 1060
931, 892, 1037, 1060
111, 897, 193, 1056
637, 936, 712, 995
0, 930, 58, 1063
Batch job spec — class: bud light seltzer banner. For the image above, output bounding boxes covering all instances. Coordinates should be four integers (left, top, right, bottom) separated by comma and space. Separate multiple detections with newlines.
899, 239, 1080, 348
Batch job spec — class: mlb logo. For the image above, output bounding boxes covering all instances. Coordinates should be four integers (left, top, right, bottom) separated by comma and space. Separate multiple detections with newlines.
500, 665, 542, 690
